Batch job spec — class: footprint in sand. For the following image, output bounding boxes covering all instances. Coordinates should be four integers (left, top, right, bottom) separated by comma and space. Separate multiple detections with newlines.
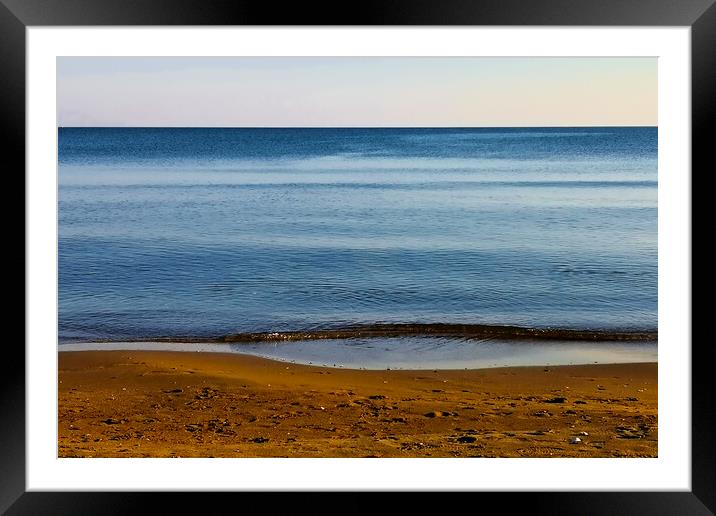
424, 411, 458, 418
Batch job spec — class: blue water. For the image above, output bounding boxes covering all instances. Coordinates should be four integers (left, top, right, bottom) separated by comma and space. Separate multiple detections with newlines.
58, 127, 657, 343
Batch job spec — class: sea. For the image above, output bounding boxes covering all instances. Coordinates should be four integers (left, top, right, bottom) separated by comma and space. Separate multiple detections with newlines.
58, 127, 657, 369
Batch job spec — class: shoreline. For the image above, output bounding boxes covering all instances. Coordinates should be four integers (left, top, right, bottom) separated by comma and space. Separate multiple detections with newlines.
60, 322, 658, 344
58, 336, 657, 371
59, 350, 657, 458
58, 341, 658, 372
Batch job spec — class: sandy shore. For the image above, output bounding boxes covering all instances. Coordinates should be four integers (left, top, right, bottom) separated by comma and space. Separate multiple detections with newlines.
58, 351, 657, 458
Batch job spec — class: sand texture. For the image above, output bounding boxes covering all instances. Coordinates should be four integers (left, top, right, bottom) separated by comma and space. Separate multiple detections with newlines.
58, 351, 657, 458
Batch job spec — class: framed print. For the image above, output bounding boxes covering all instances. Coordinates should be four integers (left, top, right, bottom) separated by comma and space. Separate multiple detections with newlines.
6, 0, 711, 513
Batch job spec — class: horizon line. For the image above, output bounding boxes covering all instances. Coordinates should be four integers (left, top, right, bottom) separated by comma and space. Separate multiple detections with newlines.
57, 125, 658, 129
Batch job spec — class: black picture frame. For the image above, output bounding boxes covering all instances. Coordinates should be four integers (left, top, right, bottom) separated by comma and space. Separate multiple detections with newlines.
5, 0, 710, 513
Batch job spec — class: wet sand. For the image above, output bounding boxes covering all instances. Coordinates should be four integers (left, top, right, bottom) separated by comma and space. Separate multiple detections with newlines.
58, 351, 657, 458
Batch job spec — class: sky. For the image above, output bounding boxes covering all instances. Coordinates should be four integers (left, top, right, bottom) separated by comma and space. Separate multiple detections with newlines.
57, 57, 657, 127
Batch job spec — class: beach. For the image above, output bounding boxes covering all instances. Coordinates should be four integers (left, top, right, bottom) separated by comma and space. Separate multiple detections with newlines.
58, 351, 657, 458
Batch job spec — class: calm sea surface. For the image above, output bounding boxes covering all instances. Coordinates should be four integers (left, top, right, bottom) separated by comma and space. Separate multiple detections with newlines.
58, 127, 657, 344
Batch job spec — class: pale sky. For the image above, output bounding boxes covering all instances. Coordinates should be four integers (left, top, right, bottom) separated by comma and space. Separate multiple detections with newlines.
57, 57, 657, 127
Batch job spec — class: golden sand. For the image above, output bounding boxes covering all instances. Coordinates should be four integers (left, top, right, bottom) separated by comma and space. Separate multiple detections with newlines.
58, 351, 657, 458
